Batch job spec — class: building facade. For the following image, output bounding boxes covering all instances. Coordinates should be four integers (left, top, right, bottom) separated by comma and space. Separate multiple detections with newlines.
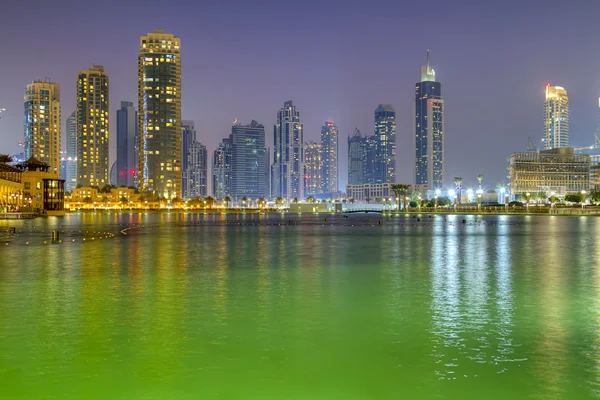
183, 141, 208, 199
374, 104, 396, 184
138, 30, 181, 199
347, 128, 365, 185
544, 84, 569, 150
64, 110, 77, 191
321, 121, 338, 194
180, 120, 196, 198
415, 51, 444, 193
509, 148, 589, 197
229, 120, 268, 200
346, 183, 396, 203
77, 65, 109, 187
116, 101, 138, 187
24, 81, 61, 177
272, 101, 304, 199
304, 141, 323, 195
213, 138, 231, 199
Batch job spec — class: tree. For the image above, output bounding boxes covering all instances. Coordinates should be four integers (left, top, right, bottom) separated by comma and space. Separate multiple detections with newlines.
292, 197, 299, 204
223, 196, 232, 208
437, 196, 451, 207
307, 196, 315, 204
120, 196, 128, 204
589, 189, 600, 205
375, 197, 381, 204
204, 196, 216, 209
365, 197, 371, 204
171, 197, 182, 206
275, 197, 284, 208
0, 154, 13, 163
258, 197, 267, 208
391, 184, 410, 210
453, 177, 463, 204
83, 196, 93, 204
240, 196, 249, 208
99, 184, 115, 194
349, 198, 356, 204
564, 193, 583, 203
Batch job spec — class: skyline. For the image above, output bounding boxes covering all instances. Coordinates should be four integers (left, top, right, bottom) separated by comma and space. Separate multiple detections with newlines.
1, 1, 600, 189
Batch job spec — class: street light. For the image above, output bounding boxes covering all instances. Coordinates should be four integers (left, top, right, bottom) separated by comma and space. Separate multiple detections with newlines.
526, 192, 531, 213
582, 190, 587, 211
435, 189, 441, 210
449, 189, 456, 212
476, 189, 483, 211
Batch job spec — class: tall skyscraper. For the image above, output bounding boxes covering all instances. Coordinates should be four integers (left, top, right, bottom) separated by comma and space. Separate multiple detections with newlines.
415, 51, 444, 192
184, 141, 207, 199
304, 141, 323, 195
230, 120, 268, 200
321, 121, 338, 194
64, 110, 77, 191
116, 101, 138, 187
213, 138, 231, 199
272, 101, 304, 199
77, 65, 109, 187
180, 120, 196, 197
374, 104, 396, 184
348, 128, 365, 185
544, 83, 569, 149
138, 30, 181, 199
24, 81, 61, 176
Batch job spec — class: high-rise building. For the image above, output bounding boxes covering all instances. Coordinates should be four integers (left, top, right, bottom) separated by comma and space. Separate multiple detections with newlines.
24, 81, 61, 176
415, 51, 444, 193
138, 30, 181, 199
213, 138, 231, 199
229, 120, 268, 200
180, 120, 196, 198
184, 141, 207, 199
272, 101, 304, 199
76, 65, 109, 187
348, 128, 365, 185
544, 83, 569, 150
64, 110, 77, 191
321, 121, 339, 194
304, 141, 323, 195
116, 101, 138, 187
374, 104, 396, 184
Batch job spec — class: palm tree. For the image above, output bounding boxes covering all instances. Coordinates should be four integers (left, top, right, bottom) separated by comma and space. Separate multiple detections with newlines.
241, 196, 249, 209
365, 197, 371, 204
204, 196, 216, 209
453, 177, 463, 204
307, 196, 315, 204
275, 197, 284, 208
223, 195, 232, 208
120, 196, 128, 209
292, 197, 299, 204
0, 154, 13, 163
349, 198, 356, 204
391, 184, 410, 210
258, 196, 267, 208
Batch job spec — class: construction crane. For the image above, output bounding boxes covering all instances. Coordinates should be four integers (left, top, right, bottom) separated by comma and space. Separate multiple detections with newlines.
574, 132, 600, 152
526, 136, 544, 152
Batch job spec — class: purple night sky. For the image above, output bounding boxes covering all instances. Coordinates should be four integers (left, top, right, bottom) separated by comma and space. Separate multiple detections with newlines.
1, 0, 599, 189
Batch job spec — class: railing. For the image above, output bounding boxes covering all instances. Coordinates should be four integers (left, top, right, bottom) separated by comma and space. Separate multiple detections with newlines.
0, 212, 38, 219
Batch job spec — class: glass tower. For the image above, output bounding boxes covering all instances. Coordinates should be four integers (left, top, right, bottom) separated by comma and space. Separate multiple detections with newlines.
138, 30, 181, 199
65, 110, 77, 191
321, 121, 338, 194
24, 81, 61, 176
544, 84, 569, 149
213, 138, 231, 199
415, 51, 444, 192
272, 101, 304, 199
116, 101, 138, 188
180, 120, 196, 198
304, 141, 323, 195
230, 120, 268, 200
76, 65, 109, 187
374, 104, 396, 184
184, 141, 207, 199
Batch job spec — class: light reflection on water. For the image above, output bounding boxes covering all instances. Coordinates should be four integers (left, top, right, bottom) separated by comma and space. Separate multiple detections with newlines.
1, 213, 600, 399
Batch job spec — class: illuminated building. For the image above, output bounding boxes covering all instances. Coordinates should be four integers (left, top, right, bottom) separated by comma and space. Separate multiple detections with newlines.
415, 51, 444, 193
180, 120, 196, 197
64, 110, 77, 191
116, 101, 138, 187
374, 104, 396, 183
346, 183, 400, 203
24, 81, 61, 177
77, 65, 109, 187
321, 121, 338, 194
212, 138, 231, 199
347, 128, 377, 185
544, 84, 569, 149
184, 141, 208, 199
272, 100, 304, 199
304, 141, 323, 195
509, 148, 589, 197
138, 30, 181, 199
229, 120, 268, 200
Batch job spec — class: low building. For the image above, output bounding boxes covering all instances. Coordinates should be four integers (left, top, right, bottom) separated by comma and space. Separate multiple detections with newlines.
509, 148, 590, 198
0, 163, 23, 209
289, 203, 332, 213
346, 183, 410, 203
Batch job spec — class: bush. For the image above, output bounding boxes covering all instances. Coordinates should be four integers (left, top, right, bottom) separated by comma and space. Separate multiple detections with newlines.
509, 201, 523, 207
409, 201, 418, 208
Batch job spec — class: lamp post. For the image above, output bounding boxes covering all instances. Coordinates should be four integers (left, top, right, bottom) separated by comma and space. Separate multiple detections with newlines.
550, 191, 555, 213
449, 189, 456, 212
526, 192, 531, 213
435, 189, 441, 211
418, 196, 422, 212
582, 190, 587, 211
476, 189, 483, 211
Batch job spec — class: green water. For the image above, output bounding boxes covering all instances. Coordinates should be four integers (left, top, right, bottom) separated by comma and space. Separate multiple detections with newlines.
1, 213, 600, 399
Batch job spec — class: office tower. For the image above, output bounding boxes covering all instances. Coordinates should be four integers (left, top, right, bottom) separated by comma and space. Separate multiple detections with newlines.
115, 102, 138, 187
213, 138, 231, 199
321, 121, 338, 194
272, 100, 304, 199
415, 51, 444, 192
348, 128, 365, 185
184, 141, 207, 199
374, 104, 396, 183
230, 120, 268, 200
23, 81, 61, 176
544, 83, 569, 149
138, 30, 181, 199
304, 141, 323, 195
76, 65, 109, 187
64, 110, 77, 191
180, 120, 196, 197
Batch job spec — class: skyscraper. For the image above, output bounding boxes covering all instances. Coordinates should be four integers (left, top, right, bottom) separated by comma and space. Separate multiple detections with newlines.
374, 104, 396, 184
138, 30, 181, 199
272, 101, 304, 199
116, 101, 138, 187
76, 65, 109, 187
321, 121, 338, 194
415, 51, 444, 192
24, 81, 61, 176
180, 120, 196, 197
184, 141, 207, 199
544, 83, 569, 149
64, 110, 77, 191
229, 120, 268, 200
213, 138, 231, 199
348, 128, 365, 185
304, 141, 323, 195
